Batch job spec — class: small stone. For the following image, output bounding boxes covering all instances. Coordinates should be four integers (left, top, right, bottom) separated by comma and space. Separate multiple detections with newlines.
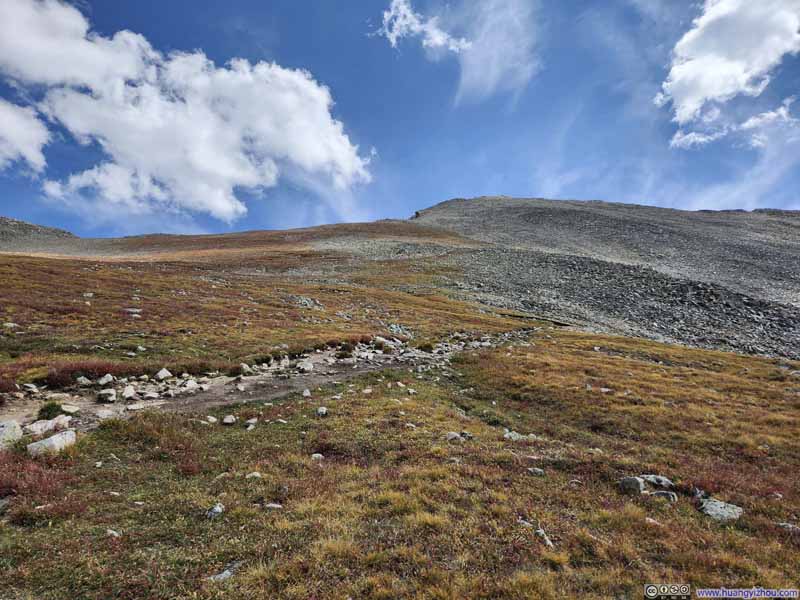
222, 415, 236, 425
97, 374, 115, 387
206, 416, 218, 424
0, 420, 22, 448
245, 472, 262, 479
446, 431, 463, 443
245, 418, 258, 425
136, 346, 146, 353
155, 368, 172, 381
235, 384, 245, 392
206, 502, 225, 519
503, 430, 525, 442
302, 388, 311, 398
106, 529, 121, 538
296, 360, 314, 373
264, 503, 283, 510
363, 388, 373, 395
76, 376, 92, 386
239, 363, 253, 375
640, 474, 675, 490
527, 467, 546, 477
126, 403, 145, 411
699, 498, 743, 522
777, 522, 800, 534
122, 385, 136, 400
22, 383, 38, 394
208, 561, 242, 582
311, 453, 324, 461
316, 406, 328, 417
27, 430, 76, 457
3, 322, 19, 329
97, 389, 117, 403
24, 415, 72, 435
60, 404, 80, 414
619, 476, 646, 496
96, 409, 115, 420
651, 491, 678, 503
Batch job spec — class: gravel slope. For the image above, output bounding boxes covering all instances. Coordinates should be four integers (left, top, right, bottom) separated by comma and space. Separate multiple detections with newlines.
413, 196, 800, 306
413, 197, 800, 358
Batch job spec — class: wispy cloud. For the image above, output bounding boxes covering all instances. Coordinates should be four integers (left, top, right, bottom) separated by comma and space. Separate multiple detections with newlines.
376, 0, 540, 103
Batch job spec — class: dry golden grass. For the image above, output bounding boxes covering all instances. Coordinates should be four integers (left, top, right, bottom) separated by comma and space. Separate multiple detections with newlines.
1, 332, 798, 598
0, 251, 520, 389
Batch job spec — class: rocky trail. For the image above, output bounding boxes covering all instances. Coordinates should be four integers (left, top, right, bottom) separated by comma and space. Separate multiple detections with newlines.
0, 330, 537, 448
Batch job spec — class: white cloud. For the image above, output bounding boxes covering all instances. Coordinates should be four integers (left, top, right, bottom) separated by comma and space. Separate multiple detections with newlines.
378, 0, 470, 53
0, 98, 50, 172
377, 0, 539, 102
669, 128, 727, 149
455, 0, 539, 103
0, 0, 371, 223
656, 0, 800, 124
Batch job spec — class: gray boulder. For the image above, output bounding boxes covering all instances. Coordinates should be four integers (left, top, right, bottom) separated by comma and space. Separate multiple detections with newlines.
27, 430, 76, 457
619, 476, 646, 496
97, 389, 117, 403
641, 474, 675, 490
699, 498, 743, 522
0, 420, 22, 448
155, 368, 172, 381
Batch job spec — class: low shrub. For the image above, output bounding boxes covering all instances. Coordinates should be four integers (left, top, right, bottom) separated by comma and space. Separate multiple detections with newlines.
37, 401, 64, 420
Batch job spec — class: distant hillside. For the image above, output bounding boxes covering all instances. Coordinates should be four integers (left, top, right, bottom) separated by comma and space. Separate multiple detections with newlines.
413, 196, 800, 307
0, 216, 75, 245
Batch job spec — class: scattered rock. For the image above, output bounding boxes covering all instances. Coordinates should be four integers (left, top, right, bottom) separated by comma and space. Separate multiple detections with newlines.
206, 416, 218, 424
97, 389, 117, 403
316, 406, 328, 417
245, 472, 262, 479
106, 529, 121, 538
97, 374, 115, 387
208, 561, 243, 582
296, 360, 314, 373
206, 502, 225, 519
76, 376, 92, 386
302, 388, 311, 398
60, 404, 80, 414
619, 476, 646, 496
651, 491, 678, 503
96, 409, 115, 420
640, 474, 675, 490
311, 453, 324, 461
24, 415, 72, 435
222, 415, 236, 425
699, 498, 743, 522
155, 368, 172, 381
527, 467, 546, 477
777, 522, 800, 534
122, 385, 136, 400
264, 503, 283, 510
22, 383, 38, 394
27, 430, 76, 457
446, 431, 463, 443
0, 420, 22, 448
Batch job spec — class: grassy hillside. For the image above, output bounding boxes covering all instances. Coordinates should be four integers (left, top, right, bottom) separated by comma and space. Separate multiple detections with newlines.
2, 329, 798, 599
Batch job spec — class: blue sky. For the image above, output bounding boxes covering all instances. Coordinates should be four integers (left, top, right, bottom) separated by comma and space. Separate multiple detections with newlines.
0, 0, 798, 236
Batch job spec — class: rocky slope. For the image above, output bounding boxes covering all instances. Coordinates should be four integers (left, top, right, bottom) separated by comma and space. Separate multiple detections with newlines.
412, 197, 800, 358
0, 217, 75, 247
